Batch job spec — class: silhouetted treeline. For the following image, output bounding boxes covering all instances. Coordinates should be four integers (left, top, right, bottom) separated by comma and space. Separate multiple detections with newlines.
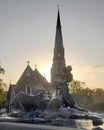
0, 66, 6, 109
69, 80, 104, 112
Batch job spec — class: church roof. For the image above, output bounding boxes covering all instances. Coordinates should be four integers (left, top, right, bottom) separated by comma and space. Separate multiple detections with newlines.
14, 64, 50, 93
16, 64, 34, 86
14, 64, 34, 93
34, 68, 49, 86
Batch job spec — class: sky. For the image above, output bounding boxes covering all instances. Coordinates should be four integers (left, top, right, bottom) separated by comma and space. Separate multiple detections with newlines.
0, 0, 104, 89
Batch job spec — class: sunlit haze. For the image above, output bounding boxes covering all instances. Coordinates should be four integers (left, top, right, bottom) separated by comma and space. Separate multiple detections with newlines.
0, 0, 104, 89
40, 63, 51, 82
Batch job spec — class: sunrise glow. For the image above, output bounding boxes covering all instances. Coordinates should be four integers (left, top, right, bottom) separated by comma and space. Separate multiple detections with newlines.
40, 63, 51, 82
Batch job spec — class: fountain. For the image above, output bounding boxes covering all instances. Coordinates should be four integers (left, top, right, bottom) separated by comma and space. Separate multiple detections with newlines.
0, 66, 103, 130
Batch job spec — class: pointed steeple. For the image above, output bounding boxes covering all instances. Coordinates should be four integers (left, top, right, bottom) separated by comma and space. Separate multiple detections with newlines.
51, 7, 66, 85
55, 7, 63, 48
57, 7, 61, 29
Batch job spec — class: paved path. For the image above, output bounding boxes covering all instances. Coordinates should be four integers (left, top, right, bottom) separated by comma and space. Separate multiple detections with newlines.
0, 122, 84, 130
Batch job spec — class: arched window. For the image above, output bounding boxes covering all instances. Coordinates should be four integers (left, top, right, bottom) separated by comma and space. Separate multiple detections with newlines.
26, 70, 31, 77
26, 86, 31, 94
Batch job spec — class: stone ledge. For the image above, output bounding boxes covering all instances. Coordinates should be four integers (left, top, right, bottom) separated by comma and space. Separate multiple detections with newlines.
0, 122, 84, 130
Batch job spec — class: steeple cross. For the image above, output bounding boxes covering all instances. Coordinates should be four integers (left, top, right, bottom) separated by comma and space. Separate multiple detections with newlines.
27, 61, 30, 65
35, 65, 37, 69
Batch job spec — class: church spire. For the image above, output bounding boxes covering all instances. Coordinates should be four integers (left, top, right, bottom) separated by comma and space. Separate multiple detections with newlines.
51, 8, 66, 85
54, 7, 64, 61
55, 7, 63, 48
57, 6, 61, 29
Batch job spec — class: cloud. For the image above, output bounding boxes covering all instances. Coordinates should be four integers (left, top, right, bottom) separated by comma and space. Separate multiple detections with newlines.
91, 64, 104, 69
91, 64, 104, 72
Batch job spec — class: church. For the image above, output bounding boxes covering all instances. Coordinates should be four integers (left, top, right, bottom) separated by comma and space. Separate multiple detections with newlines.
7, 8, 72, 112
